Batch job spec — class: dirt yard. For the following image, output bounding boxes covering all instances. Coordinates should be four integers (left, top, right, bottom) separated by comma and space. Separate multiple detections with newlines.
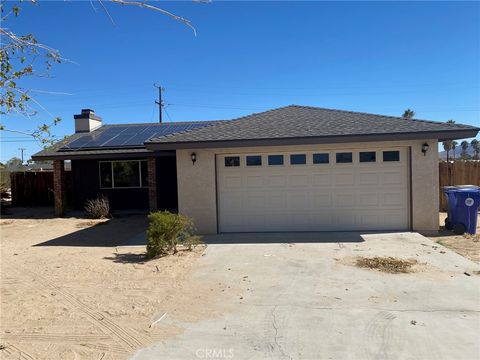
428, 212, 480, 264
0, 208, 236, 360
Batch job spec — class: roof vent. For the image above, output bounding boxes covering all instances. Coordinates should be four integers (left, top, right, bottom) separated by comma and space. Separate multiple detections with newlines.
73, 109, 102, 133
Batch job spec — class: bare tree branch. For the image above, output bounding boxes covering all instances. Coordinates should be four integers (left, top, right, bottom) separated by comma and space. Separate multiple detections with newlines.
99, 0, 116, 26
109, 0, 197, 36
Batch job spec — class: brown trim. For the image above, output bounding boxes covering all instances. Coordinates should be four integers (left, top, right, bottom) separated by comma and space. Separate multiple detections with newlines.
214, 154, 219, 234
408, 146, 413, 231
145, 129, 479, 151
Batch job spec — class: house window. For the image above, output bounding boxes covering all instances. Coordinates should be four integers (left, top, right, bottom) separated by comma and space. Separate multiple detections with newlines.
268, 155, 284, 165
99, 160, 148, 188
336, 152, 353, 163
225, 156, 240, 167
290, 154, 306, 165
383, 151, 400, 162
246, 155, 262, 166
359, 151, 376, 163
313, 153, 329, 164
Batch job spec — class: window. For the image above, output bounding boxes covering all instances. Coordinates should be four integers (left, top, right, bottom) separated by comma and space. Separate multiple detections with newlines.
313, 153, 329, 164
359, 151, 376, 163
383, 151, 400, 162
225, 156, 240, 167
99, 162, 112, 188
336, 152, 353, 163
268, 155, 284, 165
246, 155, 262, 166
290, 154, 306, 165
99, 160, 148, 188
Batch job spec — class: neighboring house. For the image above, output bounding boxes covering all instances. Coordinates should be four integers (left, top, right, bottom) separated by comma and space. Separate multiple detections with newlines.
32, 106, 479, 234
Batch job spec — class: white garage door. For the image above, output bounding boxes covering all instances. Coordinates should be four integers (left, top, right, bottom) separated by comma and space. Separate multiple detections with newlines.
216, 148, 410, 232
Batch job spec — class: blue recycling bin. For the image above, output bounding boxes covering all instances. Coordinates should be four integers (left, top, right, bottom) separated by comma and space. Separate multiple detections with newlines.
449, 188, 480, 235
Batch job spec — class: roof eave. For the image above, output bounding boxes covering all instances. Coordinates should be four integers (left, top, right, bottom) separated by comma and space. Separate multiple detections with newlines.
31, 149, 175, 161
144, 129, 480, 151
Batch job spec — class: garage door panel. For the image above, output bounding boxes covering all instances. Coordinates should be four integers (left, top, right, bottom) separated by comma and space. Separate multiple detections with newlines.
224, 176, 242, 189
246, 175, 264, 188
335, 172, 355, 185
334, 193, 356, 208
312, 173, 332, 186
268, 175, 287, 187
265, 192, 287, 209
217, 149, 409, 232
383, 192, 404, 207
290, 174, 309, 187
381, 171, 404, 185
311, 193, 332, 208
358, 172, 379, 185
359, 193, 379, 207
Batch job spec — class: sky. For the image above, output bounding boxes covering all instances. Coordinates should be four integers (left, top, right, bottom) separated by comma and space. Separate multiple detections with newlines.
1, 1, 479, 162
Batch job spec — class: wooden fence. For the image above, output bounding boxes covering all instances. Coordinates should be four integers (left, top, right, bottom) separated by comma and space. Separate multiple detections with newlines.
439, 161, 480, 211
10, 171, 72, 207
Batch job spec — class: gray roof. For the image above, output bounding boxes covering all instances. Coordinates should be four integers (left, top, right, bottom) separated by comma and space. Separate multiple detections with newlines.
33, 105, 479, 159
145, 105, 479, 149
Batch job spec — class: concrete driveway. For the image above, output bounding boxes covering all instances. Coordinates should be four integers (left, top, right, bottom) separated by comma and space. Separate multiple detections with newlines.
131, 232, 480, 360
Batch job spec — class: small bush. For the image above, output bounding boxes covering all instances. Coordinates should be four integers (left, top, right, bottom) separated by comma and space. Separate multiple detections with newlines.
84, 196, 110, 219
146, 211, 202, 258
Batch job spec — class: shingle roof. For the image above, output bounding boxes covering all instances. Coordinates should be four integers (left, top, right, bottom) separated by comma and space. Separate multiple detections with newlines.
33, 105, 479, 160
146, 105, 478, 146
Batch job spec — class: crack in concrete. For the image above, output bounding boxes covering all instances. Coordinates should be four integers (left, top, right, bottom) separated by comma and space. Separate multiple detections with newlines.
271, 305, 292, 360
249, 302, 480, 314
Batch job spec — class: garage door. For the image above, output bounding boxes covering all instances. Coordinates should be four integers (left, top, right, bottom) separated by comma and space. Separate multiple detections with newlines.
216, 148, 410, 232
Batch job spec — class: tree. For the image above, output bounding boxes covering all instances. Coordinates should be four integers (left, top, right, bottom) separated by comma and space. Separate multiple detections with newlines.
5, 157, 25, 171
451, 140, 458, 161
471, 139, 479, 160
443, 141, 453, 162
402, 109, 415, 119
460, 140, 470, 160
1, 0, 205, 144
442, 120, 456, 162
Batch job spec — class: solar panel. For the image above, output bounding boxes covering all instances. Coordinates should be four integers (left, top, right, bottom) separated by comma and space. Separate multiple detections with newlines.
60, 122, 215, 150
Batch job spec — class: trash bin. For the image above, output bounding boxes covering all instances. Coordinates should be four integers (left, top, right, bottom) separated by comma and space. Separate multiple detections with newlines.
449, 188, 480, 235
442, 186, 459, 230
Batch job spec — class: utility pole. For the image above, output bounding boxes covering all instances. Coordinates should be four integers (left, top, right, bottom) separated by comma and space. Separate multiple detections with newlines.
154, 83, 164, 123
18, 148, 26, 164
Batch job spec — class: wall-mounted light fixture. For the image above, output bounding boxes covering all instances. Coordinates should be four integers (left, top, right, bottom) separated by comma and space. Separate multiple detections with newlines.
421, 143, 429, 156
191, 152, 197, 165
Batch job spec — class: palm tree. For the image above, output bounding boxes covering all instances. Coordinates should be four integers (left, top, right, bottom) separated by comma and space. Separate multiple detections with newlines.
460, 140, 470, 160
443, 141, 453, 162
442, 120, 456, 162
451, 140, 458, 161
402, 109, 415, 119
471, 139, 480, 160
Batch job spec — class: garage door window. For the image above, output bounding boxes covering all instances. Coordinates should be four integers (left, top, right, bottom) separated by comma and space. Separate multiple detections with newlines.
290, 154, 306, 165
268, 155, 284, 165
313, 153, 329, 164
383, 151, 400, 162
359, 151, 376, 163
225, 156, 240, 167
246, 155, 262, 166
336, 152, 353, 163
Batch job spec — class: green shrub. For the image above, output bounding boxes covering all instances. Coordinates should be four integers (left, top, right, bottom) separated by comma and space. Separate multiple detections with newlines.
84, 196, 111, 219
146, 211, 202, 258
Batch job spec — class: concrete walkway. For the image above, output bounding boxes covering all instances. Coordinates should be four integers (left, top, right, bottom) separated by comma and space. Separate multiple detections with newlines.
131, 232, 480, 360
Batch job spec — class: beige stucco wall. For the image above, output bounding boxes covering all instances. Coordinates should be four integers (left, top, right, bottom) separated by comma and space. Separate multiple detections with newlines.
176, 139, 440, 234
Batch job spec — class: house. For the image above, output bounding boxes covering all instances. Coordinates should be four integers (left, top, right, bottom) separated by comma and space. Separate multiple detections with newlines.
32, 106, 479, 234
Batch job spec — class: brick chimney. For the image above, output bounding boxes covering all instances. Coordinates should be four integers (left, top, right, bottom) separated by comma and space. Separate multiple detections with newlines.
73, 109, 102, 133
